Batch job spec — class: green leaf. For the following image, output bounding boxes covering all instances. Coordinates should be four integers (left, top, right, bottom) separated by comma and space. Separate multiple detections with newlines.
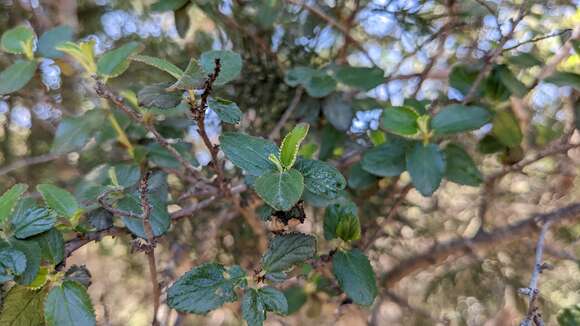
294, 158, 346, 200
305, 73, 336, 98
56, 40, 96, 74
97, 42, 141, 78
0, 239, 41, 286
1, 25, 35, 54
0, 248, 27, 282
324, 200, 356, 240
284, 286, 307, 314
38, 25, 74, 58
496, 64, 527, 98
167, 263, 246, 314
478, 134, 506, 154
11, 207, 57, 239
50, 110, 105, 154
258, 287, 288, 315
406, 143, 446, 196
0, 183, 27, 224
44, 280, 96, 326
146, 142, 199, 169
0, 285, 48, 325
322, 94, 353, 131
242, 288, 267, 326
200, 50, 242, 85
443, 143, 482, 186
332, 249, 377, 306
30, 228, 65, 265
336, 213, 361, 241
208, 98, 242, 124
151, 0, 189, 11
37, 184, 80, 219
558, 305, 580, 326
174, 5, 190, 38
361, 141, 406, 176
449, 64, 481, 96
381, 106, 420, 136
431, 104, 491, 135
544, 71, 580, 90
507, 53, 542, 68
280, 123, 309, 169
166, 58, 205, 90
0, 60, 37, 95
492, 110, 522, 148
117, 173, 170, 238
284, 66, 316, 87
347, 162, 377, 190
333, 66, 384, 91
131, 54, 183, 79
261, 233, 316, 273
138, 83, 182, 109
254, 169, 304, 211
220, 132, 278, 176
484, 66, 511, 102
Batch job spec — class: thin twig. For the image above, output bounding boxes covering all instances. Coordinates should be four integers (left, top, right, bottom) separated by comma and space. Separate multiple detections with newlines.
502, 29, 572, 53
139, 170, 161, 326
268, 87, 304, 140
0, 153, 63, 177
519, 221, 552, 326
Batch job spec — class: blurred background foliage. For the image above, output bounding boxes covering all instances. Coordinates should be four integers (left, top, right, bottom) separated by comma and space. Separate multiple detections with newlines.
0, 0, 580, 325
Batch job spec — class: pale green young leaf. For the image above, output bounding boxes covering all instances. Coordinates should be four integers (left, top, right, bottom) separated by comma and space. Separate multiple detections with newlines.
0, 285, 48, 325
56, 40, 96, 74
279, 122, 309, 169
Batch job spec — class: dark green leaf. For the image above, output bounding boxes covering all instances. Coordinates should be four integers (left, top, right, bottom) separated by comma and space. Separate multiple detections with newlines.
0, 285, 48, 326
347, 162, 377, 190
381, 106, 420, 136
334, 66, 384, 91
174, 5, 191, 38
151, 0, 189, 11
242, 288, 266, 326
406, 143, 446, 196
37, 184, 80, 219
431, 104, 491, 135
88, 208, 113, 231
449, 64, 481, 96
322, 94, 353, 131
492, 110, 522, 148
38, 25, 74, 58
507, 53, 542, 68
200, 50, 242, 85
254, 169, 304, 211
167, 263, 246, 314
258, 287, 288, 315
64, 265, 92, 288
1, 239, 41, 286
138, 83, 182, 109
11, 207, 56, 239
167, 58, 205, 90
324, 200, 358, 240
294, 158, 345, 200
443, 144, 482, 186
50, 110, 105, 154
261, 233, 316, 273
305, 73, 336, 98
44, 280, 96, 326
1, 26, 35, 54
146, 142, 198, 169
478, 134, 506, 154
208, 97, 242, 124
0, 248, 27, 282
284, 66, 316, 87
484, 66, 511, 101
544, 71, 580, 90
558, 305, 580, 326
496, 64, 528, 97
97, 42, 141, 78
332, 249, 377, 306
220, 132, 278, 176
361, 141, 406, 176
0, 60, 37, 95
0, 183, 27, 225
284, 286, 307, 314
30, 228, 65, 265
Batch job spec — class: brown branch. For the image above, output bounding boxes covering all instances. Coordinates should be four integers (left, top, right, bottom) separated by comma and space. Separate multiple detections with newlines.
0, 153, 63, 177
95, 81, 200, 177
382, 202, 580, 288
138, 170, 160, 326
285, 0, 378, 67
519, 220, 552, 326
268, 87, 304, 140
